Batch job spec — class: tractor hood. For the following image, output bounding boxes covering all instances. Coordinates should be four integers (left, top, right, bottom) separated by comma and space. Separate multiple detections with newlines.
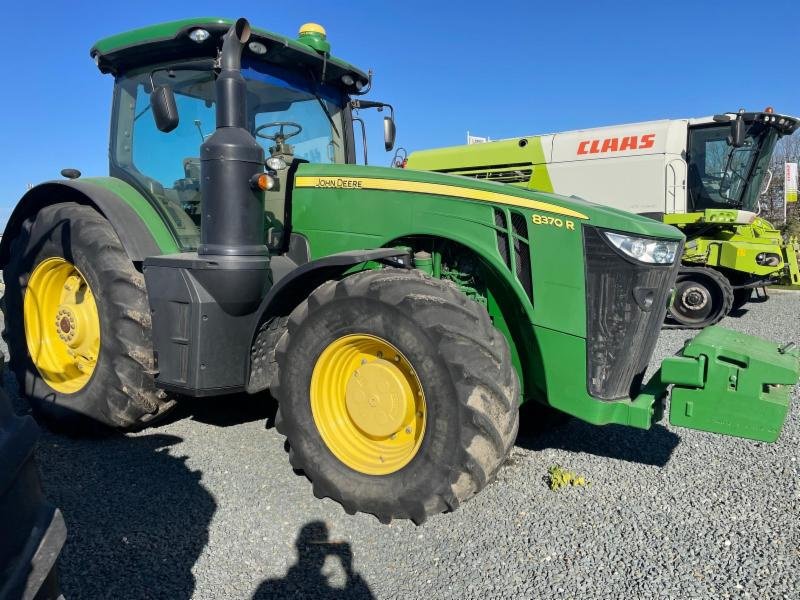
298, 164, 685, 241
90, 17, 369, 95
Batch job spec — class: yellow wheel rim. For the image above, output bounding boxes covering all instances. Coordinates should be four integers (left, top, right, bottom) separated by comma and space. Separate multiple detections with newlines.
23, 257, 101, 394
310, 334, 426, 475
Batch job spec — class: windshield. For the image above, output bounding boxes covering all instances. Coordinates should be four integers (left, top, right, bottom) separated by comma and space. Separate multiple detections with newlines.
111, 60, 347, 249
686, 122, 778, 212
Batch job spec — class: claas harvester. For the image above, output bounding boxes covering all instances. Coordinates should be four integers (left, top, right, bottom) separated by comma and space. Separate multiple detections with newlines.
2, 18, 798, 523
408, 111, 800, 328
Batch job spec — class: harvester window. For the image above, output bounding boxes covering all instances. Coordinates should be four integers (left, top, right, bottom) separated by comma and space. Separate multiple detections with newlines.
687, 122, 776, 213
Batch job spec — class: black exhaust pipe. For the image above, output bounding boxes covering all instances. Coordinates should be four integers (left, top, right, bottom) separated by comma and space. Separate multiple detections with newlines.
199, 18, 267, 258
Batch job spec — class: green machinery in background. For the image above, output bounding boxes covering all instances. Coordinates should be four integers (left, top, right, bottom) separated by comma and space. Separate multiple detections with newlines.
1, 18, 798, 524
408, 111, 800, 328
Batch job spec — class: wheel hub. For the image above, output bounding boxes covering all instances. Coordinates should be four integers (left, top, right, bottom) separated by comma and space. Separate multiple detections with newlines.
23, 257, 100, 393
345, 359, 410, 437
310, 334, 426, 475
681, 286, 708, 311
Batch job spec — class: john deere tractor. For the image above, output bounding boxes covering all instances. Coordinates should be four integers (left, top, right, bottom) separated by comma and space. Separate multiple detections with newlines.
1, 18, 798, 524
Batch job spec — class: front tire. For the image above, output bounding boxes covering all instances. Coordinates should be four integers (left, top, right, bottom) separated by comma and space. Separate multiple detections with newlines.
667, 266, 733, 329
2, 202, 174, 432
273, 268, 519, 524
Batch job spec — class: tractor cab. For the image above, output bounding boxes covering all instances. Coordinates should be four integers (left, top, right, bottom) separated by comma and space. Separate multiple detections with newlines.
95, 19, 386, 251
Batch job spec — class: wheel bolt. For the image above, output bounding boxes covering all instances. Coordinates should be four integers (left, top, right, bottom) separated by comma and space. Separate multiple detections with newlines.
405, 426, 412, 434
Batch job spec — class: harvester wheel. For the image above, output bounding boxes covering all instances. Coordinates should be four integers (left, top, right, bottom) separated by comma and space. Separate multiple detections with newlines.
2, 203, 174, 432
667, 266, 733, 329
273, 267, 519, 524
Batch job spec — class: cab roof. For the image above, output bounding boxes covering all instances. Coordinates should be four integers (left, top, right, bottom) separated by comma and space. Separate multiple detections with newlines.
90, 17, 370, 93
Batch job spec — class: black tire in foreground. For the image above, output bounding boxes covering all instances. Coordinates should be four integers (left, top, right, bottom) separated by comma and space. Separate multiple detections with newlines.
2, 202, 173, 432
667, 266, 733, 329
0, 379, 66, 600
273, 268, 519, 524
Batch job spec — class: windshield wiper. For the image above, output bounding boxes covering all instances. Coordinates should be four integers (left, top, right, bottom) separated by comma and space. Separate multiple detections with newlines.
307, 69, 339, 137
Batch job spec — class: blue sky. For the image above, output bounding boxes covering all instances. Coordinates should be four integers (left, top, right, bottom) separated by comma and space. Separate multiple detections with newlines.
2, 0, 799, 228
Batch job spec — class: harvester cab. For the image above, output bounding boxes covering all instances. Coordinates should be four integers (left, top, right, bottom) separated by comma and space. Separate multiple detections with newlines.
407, 109, 800, 328
0, 17, 798, 524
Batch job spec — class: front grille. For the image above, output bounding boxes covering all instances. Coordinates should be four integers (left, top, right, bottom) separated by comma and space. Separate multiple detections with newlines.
583, 226, 681, 400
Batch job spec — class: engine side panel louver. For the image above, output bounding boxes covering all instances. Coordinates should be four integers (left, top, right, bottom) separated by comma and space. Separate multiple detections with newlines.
494, 209, 510, 268
435, 162, 534, 184
511, 211, 528, 239
513, 237, 532, 299
494, 209, 533, 303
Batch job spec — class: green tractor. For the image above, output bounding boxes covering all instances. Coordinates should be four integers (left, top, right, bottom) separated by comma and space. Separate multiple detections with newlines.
1, 17, 798, 524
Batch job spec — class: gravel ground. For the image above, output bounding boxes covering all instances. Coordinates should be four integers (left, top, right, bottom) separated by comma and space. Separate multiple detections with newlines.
3, 292, 799, 599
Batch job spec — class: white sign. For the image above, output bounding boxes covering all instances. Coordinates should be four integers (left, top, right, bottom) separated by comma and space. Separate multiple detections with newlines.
786, 162, 798, 203
467, 131, 490, 145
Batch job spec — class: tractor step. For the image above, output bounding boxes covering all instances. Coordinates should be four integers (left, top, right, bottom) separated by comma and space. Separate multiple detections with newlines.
662, 327, 799, 442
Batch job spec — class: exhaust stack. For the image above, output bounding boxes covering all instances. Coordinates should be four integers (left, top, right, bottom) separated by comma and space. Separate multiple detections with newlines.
199, 18, 267, 258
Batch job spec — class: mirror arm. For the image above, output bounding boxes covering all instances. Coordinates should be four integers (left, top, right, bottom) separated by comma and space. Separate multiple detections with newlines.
350, 100, 394, 113
147, 59, 218, 90
353, 116, 368, 165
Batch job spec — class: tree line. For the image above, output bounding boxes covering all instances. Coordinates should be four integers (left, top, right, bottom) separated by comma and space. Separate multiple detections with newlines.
762, 130, 800, 237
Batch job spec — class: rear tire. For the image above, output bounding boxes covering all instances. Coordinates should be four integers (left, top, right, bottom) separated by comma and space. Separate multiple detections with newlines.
667, 266, 733, 329
2, 203, 174, 432
273, 268, 519, 524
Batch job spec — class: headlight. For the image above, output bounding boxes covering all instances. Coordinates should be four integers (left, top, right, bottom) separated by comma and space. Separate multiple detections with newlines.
266, 156, 287, 170
603, 231, 679, 264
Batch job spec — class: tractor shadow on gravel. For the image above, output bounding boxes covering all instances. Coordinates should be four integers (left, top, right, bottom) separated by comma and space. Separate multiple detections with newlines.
32, 428, 216, 599
35, 429, 216, 598
11, 378, 218, 600
253, 520, 374, 600
515, 405, 681, 467
154, 391, 278, 429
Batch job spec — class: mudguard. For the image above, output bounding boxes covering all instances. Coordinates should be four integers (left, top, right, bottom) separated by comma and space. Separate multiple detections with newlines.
0, 177, 178, 267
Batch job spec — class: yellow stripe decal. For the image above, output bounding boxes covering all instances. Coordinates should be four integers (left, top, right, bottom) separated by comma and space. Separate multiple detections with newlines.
295, 176, 589, 220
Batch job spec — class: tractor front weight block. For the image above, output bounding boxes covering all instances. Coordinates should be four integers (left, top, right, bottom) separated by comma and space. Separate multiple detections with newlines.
662, 327, 799, 442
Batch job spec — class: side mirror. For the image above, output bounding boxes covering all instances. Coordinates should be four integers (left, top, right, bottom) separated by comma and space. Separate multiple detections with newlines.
151, 85, 179, 133
729, 115, 745, 148
383, 115, 396, 152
